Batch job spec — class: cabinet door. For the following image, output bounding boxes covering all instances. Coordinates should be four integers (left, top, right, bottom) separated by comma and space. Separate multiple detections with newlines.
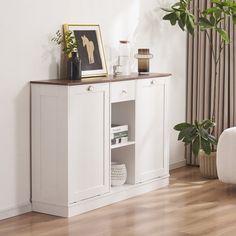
68, 83, 110, 203
136, 78, 169, 183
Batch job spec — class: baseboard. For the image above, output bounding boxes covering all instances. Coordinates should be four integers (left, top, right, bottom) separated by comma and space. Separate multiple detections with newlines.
1, 176, 170, 219
69, 176, 169, 217
33, 175, 169, 217
0, 202, 32, 220
169, 160, 186, 170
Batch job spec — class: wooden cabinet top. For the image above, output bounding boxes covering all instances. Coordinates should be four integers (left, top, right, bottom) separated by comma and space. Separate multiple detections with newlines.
30, 73, 171, 86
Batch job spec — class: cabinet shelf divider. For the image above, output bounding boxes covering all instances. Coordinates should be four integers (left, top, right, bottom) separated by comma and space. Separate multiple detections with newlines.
111, 141, 135, 149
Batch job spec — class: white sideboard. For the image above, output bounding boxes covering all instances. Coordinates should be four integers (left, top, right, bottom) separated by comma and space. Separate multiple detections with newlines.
31, 73, 170, 217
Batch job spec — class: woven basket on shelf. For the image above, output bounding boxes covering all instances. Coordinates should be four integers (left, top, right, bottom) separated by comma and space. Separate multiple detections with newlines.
111, 162, 127, 186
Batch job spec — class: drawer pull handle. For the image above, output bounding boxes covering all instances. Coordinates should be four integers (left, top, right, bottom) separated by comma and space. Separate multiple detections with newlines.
151, 80, 156, 85
87, 86, 94, 92
122, 89, 127, 94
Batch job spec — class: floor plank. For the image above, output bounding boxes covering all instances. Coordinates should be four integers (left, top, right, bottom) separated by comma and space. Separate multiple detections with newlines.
1, 167, 236, 236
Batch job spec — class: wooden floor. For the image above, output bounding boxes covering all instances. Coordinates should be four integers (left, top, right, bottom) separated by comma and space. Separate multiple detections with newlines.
2, 167, 236, 236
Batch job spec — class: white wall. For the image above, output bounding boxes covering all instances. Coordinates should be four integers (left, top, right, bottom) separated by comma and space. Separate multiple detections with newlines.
134, 0, 186, 169
0, 0, 186, 217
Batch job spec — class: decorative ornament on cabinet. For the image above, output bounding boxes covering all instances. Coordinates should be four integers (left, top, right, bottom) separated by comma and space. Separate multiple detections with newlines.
118, 40, 131, 76
113, 40, 131, 76
111, 162, 127, 186
52, 29, 82, 80
135, 49, 153, 75
67, 51, 81, 80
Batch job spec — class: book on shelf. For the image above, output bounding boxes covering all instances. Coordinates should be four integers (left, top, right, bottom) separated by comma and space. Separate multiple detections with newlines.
111, 124, 128, 145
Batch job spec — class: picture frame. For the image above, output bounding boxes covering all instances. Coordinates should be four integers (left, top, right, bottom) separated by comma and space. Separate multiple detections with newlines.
63, 24, 108, 78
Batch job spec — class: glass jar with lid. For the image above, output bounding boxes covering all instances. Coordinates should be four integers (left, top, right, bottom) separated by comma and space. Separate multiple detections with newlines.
118, 40, 131, 76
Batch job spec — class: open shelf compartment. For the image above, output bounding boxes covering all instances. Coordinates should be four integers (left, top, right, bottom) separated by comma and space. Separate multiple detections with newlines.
111, 100, 136, 186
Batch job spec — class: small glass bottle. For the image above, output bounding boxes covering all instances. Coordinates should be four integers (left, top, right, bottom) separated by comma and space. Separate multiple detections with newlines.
118, 40, 131, 76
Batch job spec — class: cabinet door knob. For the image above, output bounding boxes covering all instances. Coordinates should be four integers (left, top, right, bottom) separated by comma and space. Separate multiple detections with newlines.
151, 80, 156, 85
122, 89, 127, 94
87, 86, 94, 91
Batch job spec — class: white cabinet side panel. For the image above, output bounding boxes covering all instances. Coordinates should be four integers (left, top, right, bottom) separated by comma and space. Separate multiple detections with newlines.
31, 85, 68, 205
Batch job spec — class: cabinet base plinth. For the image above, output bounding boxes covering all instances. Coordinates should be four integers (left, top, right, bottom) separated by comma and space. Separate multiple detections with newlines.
32, 176, 169, 217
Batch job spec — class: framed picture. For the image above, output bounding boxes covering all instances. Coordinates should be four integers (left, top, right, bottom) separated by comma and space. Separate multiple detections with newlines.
63, 24, 107, 78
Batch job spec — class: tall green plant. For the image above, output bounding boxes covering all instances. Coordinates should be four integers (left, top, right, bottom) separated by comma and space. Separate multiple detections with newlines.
162, 0, 236, 121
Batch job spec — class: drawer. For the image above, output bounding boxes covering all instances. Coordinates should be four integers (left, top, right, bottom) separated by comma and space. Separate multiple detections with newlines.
138, 77, 169, 87
111, 80, 135, 103
69, 83, 109, 95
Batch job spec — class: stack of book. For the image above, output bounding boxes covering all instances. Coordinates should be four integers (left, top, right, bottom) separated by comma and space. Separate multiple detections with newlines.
111, 125, 128, 145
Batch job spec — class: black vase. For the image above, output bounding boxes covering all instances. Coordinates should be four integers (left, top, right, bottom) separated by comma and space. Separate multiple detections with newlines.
67, 52, 81, 80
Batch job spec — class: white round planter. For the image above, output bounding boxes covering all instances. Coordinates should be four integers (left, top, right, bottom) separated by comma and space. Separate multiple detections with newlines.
111, 162, 127, 186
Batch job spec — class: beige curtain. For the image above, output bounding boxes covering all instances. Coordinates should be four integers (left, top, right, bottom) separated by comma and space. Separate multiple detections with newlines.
186, 0, 236, 165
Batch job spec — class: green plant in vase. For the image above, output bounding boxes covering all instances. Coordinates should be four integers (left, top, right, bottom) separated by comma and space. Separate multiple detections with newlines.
174, 119, 218, 178
174, 120, 217, 156
52, 30, 81, 80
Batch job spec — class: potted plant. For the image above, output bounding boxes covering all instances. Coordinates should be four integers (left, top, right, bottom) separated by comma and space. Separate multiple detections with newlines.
162, 0, 236, 177
52, 30, 81, 80
174, 120, 218, 178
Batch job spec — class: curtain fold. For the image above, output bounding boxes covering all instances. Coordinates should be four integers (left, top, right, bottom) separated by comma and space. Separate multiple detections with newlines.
186, 0, 236, 165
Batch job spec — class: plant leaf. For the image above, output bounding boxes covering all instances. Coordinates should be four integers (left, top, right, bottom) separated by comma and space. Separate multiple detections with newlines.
233, 14, 236, 24
174, 122, 193, 131
161, 7, 174, 13
177, 127, 195, 141
199, 129, 209, 140
208, 134, 218, 145
202, 119, 216, 129
186, 15, 195, 34
199, 17, 214, 28
216, 28, 230, 43
192, 137, 200, 156
201, 137, 211, 155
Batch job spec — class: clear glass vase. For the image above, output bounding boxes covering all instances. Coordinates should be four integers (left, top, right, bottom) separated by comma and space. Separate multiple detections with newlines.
118, 40, 131, 76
